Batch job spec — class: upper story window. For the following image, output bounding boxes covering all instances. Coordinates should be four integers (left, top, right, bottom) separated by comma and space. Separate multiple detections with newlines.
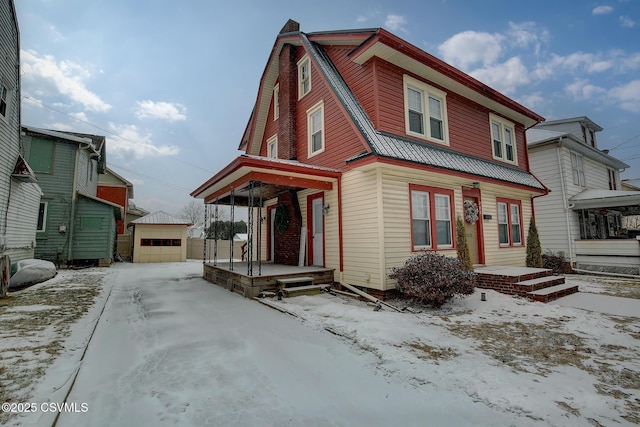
273, 84, 279, 120
267, 135, 278, 158
497, 198, 522, 247
307, 101, 324, 156
490, 114, 517, 164
298, 55, 311, 99
571, 151, 586, 187
403, 75, 448, 145
0, 82, 10, 119
608, 168, 618, 190
409, 184, 454, 251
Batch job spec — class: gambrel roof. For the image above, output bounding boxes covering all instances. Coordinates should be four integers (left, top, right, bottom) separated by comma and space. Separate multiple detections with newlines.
299, 33, 546, 190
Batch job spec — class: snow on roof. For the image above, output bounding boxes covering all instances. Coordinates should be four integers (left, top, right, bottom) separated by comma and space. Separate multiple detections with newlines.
131, 211, 192, 226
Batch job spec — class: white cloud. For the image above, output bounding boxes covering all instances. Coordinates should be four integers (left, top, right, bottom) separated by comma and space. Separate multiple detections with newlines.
20, 49, 111, 112
356, 10, 380, 23
517, 92, 545, 110
469, 57, 530, 94
107, 123, 180, 159
69, 112, 89, 123
507, 22, 549, 54
384, 15, 408, 33
609, 80, 640, 112
592, 5, 614, 15
620, 16, 636, 28
565, 78, 606, 100
134, 100, 187, 122
438, 31, 504, 70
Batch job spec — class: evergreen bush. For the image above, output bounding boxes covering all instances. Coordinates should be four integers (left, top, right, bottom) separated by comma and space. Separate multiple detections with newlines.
456, 216, 473, 271
526, 217, 543, 268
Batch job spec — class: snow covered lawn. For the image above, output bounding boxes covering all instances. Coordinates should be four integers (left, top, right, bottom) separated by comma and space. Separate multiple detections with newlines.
1, 263, 639, 426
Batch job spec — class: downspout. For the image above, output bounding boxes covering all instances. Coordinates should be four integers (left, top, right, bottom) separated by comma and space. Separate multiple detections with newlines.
556, 139, 574, 263
67, 149, 80, 263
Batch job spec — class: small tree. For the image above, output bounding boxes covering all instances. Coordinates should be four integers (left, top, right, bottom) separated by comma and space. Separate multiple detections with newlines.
526, 217, 543, 268
389, 252, 475, 308
180, 200, 204, 225
456, 216, 473, 271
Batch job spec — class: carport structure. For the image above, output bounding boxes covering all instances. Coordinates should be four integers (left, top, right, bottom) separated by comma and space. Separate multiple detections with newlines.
191, 155, 339, 297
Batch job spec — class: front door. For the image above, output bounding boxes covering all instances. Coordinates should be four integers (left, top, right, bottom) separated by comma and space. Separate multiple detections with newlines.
463, 196, 481, 265
311, 196, 324, 266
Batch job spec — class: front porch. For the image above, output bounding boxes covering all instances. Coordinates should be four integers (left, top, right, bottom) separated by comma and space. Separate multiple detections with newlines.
475, 266, 579, 302
202, 261, 335, 298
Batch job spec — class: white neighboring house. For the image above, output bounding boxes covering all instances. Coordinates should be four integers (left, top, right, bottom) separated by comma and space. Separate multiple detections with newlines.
527, 116, 640, 274
0, 0, 42, 271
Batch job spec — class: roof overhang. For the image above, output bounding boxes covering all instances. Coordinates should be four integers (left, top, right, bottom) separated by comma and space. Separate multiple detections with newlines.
77, 191, 124, 220
570, 189, 640, 212
191, 155, 341, 206
350, 30, 544, 129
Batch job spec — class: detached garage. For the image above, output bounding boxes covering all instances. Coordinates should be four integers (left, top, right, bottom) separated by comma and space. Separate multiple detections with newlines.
130, 211, 191, 263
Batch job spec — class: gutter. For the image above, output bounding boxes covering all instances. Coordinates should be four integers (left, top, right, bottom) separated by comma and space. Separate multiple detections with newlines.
67, 150, 80, 263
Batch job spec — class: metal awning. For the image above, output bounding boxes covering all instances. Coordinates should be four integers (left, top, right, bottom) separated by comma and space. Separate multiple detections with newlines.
570, 189, 640, 213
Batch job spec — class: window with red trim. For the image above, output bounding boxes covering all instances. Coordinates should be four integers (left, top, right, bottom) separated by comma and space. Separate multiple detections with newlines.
497, 198, 522, 247
409, 184, 454, 251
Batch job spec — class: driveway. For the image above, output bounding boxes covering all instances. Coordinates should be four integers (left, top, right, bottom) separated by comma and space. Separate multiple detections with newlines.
52, 262, 507, 427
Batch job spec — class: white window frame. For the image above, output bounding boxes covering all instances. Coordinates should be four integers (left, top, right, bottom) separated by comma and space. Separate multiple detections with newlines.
403, 75, 448, 145
497, 202, 510, 246
298, 55, 311, 100
434, 194, 453, 248
490, 114, 517, 164
0, 80, 11, 121
571, 151, 586, 187
608, 168, 617, 190
273, 84, 279, 120
37, 201, 48, 232
267, 135, 278, 159
510, 204, 521, 245
411, 190, 431, 249
307, 101, 324, 157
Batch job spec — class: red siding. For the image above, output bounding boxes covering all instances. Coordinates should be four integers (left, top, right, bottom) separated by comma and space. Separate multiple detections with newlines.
97, 185, 127, 235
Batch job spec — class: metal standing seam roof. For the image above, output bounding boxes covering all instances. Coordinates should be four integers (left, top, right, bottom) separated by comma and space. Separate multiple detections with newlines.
299, 34, 546, 191
131, 210, 191, 226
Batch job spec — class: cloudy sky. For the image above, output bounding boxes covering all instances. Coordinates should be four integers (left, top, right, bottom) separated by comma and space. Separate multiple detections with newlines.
14, 0, 640, 214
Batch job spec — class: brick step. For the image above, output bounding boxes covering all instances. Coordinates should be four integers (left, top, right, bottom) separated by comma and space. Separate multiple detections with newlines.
514, 275, 566, 293
477, 268, 554, 285
282, 284, 328, 297
526, 283, 579, 303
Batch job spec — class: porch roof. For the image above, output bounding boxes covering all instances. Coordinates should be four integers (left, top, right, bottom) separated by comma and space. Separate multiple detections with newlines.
570, 189, 640, 212
191, 155, 341, 206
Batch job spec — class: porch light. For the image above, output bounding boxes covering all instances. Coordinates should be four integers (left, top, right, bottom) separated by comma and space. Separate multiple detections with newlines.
472, 182, 481, 189
322, 203, 330, 215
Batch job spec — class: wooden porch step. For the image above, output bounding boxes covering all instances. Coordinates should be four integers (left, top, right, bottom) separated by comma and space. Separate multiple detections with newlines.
526, 283, 579, 303
282, 284, 328, 297
277, 276, 314, 288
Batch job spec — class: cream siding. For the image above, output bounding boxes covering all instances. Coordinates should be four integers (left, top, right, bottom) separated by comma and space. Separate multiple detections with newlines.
340, 163, 538, 291
132, 224, 188, 263
340, 168, 382, 288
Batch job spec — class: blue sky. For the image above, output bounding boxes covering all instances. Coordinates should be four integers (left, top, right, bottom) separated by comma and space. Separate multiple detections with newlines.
14, 0, 640, 214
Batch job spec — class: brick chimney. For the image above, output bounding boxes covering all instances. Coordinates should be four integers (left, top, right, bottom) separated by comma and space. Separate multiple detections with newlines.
279, 19, 300, 34
278, 42, 298, 160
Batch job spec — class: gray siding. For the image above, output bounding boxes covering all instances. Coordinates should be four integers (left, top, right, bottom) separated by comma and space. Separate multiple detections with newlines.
23, 136, 77, 261
72, 196, 116, 261
0, 0, 41, 264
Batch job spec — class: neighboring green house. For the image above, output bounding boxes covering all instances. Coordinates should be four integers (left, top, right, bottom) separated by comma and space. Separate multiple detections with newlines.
20, 126, 122, 266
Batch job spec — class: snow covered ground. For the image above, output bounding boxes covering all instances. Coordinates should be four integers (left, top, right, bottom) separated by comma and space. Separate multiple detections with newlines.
2, 262, 639, 426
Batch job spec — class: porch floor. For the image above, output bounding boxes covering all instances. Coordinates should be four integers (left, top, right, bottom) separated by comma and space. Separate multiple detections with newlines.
202, 261, 335, 298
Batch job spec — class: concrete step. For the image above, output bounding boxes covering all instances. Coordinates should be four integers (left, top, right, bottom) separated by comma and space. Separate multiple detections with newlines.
277, 276, 314, 288
282, 284, 328, 297
526, 283, 579, 303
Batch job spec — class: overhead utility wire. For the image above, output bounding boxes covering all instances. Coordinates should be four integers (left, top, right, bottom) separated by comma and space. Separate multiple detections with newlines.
21, 95, 217, 174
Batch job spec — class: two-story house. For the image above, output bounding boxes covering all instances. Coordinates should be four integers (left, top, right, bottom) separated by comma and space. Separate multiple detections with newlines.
21, 126, 122, 266
0, 0, 41, 284
192, 20, 548, 298
97, 167, 136, 259
527, 117, 640, 274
